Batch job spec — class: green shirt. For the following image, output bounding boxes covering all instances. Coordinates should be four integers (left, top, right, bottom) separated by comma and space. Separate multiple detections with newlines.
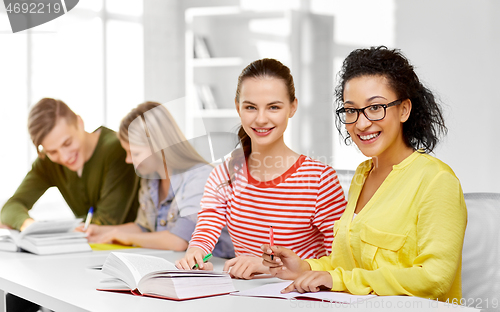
1, 127, 139, 230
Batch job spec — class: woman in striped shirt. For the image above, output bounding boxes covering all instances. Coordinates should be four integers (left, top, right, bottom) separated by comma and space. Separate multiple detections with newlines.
176, 58, 347, 279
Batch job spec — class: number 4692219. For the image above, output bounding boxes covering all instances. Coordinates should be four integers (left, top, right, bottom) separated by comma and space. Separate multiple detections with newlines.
6, 2, 61, 14
446, 297, 499, 309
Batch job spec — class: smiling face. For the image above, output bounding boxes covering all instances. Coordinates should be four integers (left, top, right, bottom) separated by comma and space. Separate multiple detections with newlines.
343, 75, 411, 160
40, 117, 86, 172
235, 77, 297, 151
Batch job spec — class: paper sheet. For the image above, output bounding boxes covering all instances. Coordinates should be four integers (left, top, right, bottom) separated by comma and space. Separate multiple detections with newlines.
232, 281, 375, 304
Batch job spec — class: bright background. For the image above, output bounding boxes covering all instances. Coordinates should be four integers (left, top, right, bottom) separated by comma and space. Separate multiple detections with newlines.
0, 0, 498, 218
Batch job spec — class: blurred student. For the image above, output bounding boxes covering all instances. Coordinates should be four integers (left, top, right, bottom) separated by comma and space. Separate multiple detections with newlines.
176, 58, 346, 278
262, 46, 467, 302
1, 98, 139, 312
80, 102, 234, 258
1, 98, 139, 230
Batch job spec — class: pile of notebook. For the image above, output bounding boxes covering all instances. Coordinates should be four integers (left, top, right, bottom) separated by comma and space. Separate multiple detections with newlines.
0, 218, 91, 255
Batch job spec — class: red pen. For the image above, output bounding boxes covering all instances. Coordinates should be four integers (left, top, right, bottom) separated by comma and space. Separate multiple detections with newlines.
269, 226, 274, 260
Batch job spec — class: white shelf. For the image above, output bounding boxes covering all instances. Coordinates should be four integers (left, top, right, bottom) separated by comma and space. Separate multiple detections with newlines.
185, 6, 334, 153
185, 6, 242, 22
194, 109, 238, 119
186, 6, 284, 21
192, 57, 243, 68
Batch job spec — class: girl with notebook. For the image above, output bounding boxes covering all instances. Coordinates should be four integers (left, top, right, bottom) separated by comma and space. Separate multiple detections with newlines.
262, 46, 467, 302
176, 58, 347, 278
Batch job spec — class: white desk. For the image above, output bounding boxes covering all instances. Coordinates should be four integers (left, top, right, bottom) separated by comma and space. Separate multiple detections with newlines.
0, 249, 480, 312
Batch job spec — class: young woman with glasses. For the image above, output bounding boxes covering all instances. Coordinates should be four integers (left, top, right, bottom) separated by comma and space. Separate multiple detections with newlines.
262, 46, 467, 302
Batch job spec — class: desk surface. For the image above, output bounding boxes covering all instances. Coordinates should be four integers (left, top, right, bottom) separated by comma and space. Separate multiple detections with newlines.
0, 249, 479, 312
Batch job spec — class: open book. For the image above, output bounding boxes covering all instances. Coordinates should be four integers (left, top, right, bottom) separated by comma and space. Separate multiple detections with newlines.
0, 219, 91, 255
0, 229, 20, 252
97, 252, 236, 301
231, 281, 376, 303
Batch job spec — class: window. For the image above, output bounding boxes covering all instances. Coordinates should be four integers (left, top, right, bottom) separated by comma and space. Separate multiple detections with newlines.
0, 1, 144, 210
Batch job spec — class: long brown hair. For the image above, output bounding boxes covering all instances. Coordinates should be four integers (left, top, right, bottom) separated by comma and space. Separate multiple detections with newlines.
28, 98, 78, 158
226, 58, 296, 184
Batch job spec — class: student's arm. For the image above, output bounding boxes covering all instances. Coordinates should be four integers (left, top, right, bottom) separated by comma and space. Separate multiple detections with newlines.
313, 167, 347, 253
20, 218, 35, 231
111, 198, 202, 251
303, 171, 467, 300
1, 159, 53, 230
85, 221, 188, 250
96, 229, 188, 251
222, 256, 270, 279
89, 143, 139, 225
75, 222, 141, 237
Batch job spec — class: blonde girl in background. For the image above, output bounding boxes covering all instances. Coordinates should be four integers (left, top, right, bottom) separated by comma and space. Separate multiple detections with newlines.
81, 102, 234, 258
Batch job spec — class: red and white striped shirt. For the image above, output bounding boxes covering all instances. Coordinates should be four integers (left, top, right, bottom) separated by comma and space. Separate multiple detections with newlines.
189, 155, 347, 259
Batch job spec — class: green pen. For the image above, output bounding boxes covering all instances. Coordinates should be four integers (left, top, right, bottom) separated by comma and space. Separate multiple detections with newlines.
192, 253, 212, 269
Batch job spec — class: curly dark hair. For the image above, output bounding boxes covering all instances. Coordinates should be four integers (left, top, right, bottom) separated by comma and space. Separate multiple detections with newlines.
334, 46, 447, 154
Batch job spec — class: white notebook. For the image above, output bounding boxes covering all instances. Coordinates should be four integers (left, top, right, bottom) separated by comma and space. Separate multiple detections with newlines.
0, 219, 90, 255
231, 281, 376, 303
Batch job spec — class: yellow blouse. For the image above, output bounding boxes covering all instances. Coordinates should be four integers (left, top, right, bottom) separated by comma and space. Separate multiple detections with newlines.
306, 151, 467, 301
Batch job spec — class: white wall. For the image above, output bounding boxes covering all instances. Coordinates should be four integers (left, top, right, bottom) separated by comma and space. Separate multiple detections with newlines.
2, 0, 497, 212
396, 0, 500, 193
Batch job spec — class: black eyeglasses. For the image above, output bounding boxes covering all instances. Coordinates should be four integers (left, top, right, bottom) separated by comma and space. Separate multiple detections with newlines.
336, 99, 403, 124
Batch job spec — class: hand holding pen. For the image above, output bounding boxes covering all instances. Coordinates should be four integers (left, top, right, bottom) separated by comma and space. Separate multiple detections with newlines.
269, 226, 274, 260
83, 206, 94, 231
192, 253, 212, 269
176, 247, 213, 270
261, 227, 311, 280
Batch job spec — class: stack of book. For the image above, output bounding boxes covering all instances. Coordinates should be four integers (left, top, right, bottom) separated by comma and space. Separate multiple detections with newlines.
193, 35, 211, 58
195, 84, 218, 110
0, 218, 91, 255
